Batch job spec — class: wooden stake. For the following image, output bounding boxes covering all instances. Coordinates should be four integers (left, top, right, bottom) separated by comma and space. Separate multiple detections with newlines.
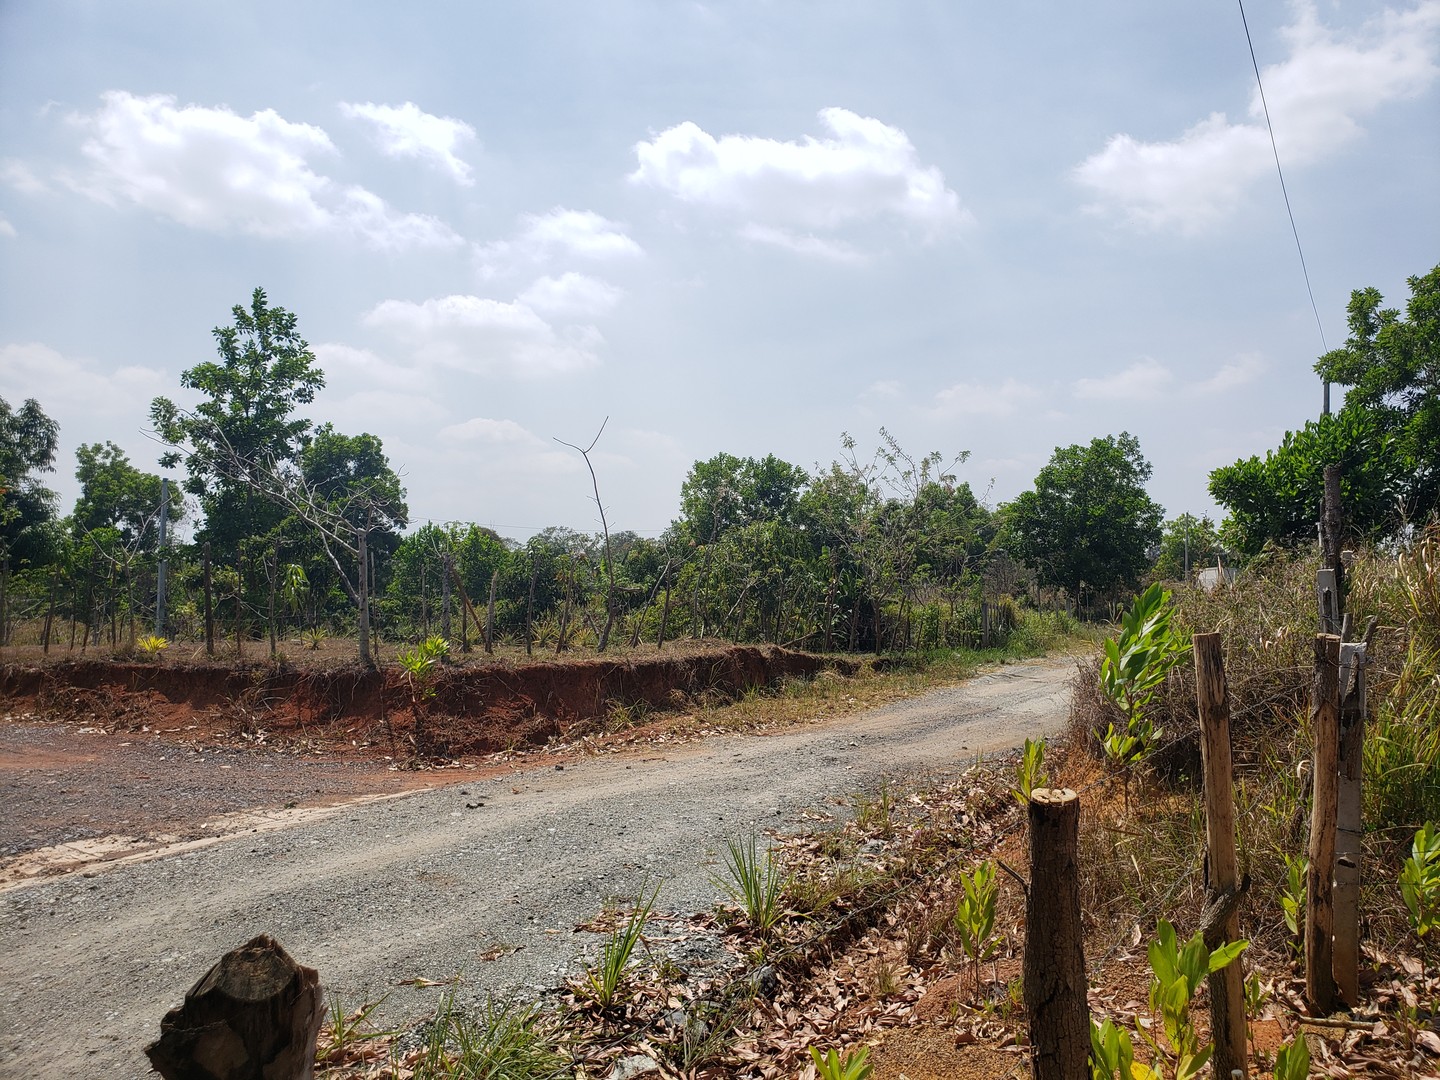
1193, 633, 1247, 1078
1306, 633, 1342, 1013
1024, 788, 1089, 1080
1333, 633, 1369, 1007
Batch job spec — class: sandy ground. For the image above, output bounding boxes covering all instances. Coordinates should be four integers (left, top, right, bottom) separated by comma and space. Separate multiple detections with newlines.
0, 657, 1075, 1080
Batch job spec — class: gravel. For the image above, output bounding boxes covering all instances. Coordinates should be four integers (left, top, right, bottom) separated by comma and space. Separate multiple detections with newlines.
0, 657, 1073, 1079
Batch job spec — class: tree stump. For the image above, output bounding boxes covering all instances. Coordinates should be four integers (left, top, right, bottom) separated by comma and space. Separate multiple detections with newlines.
145, 934, 323, 1080
1024, 787, 1089, 1080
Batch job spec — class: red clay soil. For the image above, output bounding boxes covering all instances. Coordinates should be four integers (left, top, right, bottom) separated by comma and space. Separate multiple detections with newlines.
1, 643, 848, 758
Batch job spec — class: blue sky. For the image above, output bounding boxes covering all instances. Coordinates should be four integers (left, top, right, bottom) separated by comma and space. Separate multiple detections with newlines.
2, 1, 1437, 542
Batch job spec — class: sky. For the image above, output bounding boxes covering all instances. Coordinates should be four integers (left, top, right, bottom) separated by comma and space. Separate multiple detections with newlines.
2, 0, 1437, 544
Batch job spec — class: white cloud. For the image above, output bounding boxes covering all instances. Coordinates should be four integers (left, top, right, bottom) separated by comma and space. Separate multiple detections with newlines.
435, 417, 578, 476
1, 160, 46, 195
439, 417, 541, 445
739, 223, 864, 263
1191, 353, 1266, 394
1076, 1, 1440, 233
0, 214, 15, 238
862, 379, 904, 400
1072, 357, 1174, 401
339, 100, 476, 185
0, 341, 167, 412
931, 377, 1039, 417
312, 343, 429, 393
363, 293, 603, 376
517, 273, 622, 318
631, 107, 970, 240
63, 91, 461, 249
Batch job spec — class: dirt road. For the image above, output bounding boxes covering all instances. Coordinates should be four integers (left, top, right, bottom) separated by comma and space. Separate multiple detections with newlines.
0, 657, 1075, 1079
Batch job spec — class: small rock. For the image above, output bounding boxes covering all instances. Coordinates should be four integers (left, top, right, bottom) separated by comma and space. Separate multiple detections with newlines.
859, 839, 886, 855
610, 1052, 661, 1078
750, 964, 779, 997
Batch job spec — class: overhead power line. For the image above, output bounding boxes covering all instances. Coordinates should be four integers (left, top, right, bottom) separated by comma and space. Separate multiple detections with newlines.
1236, 0, 1331, 412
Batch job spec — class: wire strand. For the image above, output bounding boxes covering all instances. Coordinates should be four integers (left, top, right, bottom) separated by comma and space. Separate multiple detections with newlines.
1237, 0, 1328, 361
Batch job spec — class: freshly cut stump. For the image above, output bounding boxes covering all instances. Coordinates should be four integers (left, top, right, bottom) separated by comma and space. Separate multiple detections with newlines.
145, 933, 323, 1080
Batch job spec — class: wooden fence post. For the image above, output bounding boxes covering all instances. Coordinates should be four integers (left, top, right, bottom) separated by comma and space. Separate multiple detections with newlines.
1024, 788, 1089, 1080
203, 542, 215, 657
1306, 633, 1342, 1013
1333, 628, 1371, 1007
1193, 633, 1247, 1078
485, 569, 498, 654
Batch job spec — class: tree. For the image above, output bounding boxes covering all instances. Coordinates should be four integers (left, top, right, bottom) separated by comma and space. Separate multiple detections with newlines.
150, 287, 325, 561
1007, 433, 1163, 609
1212, 265, 1440, 553
1151, 513, 1221, 583
1314, 264, 1439, 525
1208, 409, 1404, 556
0, 396, 60, 569
72, 442, 181, 549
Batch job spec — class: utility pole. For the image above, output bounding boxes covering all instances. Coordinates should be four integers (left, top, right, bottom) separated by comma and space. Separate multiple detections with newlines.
154, 479, 169, 636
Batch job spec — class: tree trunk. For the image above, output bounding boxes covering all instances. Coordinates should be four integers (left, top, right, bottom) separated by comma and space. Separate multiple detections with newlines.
440, 554, 452, 642
525, 561, 536, 656
485, 569, 498, 655
42, 568, 58, 654
203, 543, 215, 657
357, 530, 372, 667
657, 583, 671, 650
1024, 788, 1089, 1080
145, 934, 322, 1080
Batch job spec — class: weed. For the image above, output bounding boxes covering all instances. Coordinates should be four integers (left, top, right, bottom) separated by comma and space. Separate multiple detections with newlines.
1013, 736, 1049, 804
953, 860, 1000, 992
1271, 1037, 1309, 1080
716, 833, 790, 936
580, 885, 657, 1009
854, 780, 895, 837
1277, 854, 1307, 955
136, 634, 169, 658
809, 1045, 872, 1080
409, 992, 567, 1079
1401, 821, 1440, 949
316, 991, 393, 1071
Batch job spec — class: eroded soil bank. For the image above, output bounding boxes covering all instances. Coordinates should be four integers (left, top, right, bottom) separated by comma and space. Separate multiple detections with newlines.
1, 644, 854, 756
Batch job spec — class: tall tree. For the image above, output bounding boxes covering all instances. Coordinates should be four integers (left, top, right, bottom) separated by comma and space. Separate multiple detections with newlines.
1007, 432, 1163, 608
150, 287, 325, 561
0, 396, 60, 569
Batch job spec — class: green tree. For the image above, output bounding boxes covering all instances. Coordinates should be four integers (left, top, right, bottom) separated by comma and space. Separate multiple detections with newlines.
1211, 265, 1440, 553
150, 287, 325, 561
1315, 264, 1440, 524
0, 396, 61, 569
72, 442, 181, 549
1151, 513, 1221, 583
1208, 408, 1405, 557
1007, 433, 1163, 609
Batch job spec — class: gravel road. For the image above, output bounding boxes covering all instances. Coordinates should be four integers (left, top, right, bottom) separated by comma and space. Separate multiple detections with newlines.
0, 657, 1075, 1079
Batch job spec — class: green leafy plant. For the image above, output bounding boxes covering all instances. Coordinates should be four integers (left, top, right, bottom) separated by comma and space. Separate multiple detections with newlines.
1244, 970, 1270, 1020
300, 626, 326, 651
1279, 854, 1308, 954
316, 990, 394, 1069
1271, 1036, 1309, 1080
1098, 584, 1189, 782
1139, 918, 1248, 1080
1013, 737, 1049, 804
1090, 1017, 1139, 1080
410, 991, 567, 1079
1401, 821, 1440, 942
581, 886, 657, 1009
855, 780, 895, 837
953, 860, 1000, 991
397, 635, 450, 697
715, 833, 791, 936
809, 1045, 872, 1080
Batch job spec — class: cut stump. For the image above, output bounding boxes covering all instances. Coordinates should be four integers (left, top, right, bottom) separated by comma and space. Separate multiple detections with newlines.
144, 933, 323, 1080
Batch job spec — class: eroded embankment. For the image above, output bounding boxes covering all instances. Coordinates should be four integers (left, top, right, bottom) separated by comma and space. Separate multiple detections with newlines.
1, 645, 855, 754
